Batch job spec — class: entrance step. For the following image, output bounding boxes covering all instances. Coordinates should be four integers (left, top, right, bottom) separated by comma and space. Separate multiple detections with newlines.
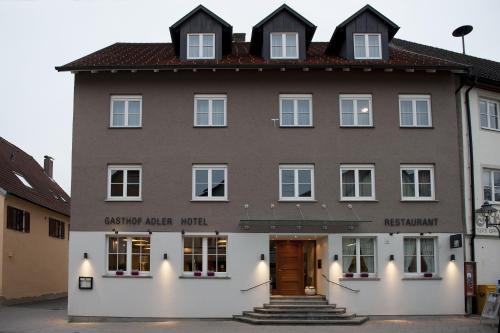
234, 296, 368, 325
233, 315, 369, 325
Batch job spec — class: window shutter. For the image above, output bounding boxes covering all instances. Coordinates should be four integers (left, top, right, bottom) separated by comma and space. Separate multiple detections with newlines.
24, 211, 30, 233
7, 206, 14, 229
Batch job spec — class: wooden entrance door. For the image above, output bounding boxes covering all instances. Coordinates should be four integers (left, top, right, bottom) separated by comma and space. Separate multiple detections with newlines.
275, 241, 304, 295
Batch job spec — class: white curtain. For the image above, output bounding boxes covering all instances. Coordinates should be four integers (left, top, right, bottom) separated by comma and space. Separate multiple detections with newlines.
404, 238, 417, 272
342, 238, 356, 273
420, 238, 435, 272
359, 238, 374, 273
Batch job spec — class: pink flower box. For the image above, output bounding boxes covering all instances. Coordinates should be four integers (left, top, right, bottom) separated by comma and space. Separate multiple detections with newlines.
207, 271, 215, 277
131, 271, 139, 276
194, 271, 202, 277
360, 273, 369, 278
115, 271, 124, 276
423, 273, 433, 278
345, 273, 354, 278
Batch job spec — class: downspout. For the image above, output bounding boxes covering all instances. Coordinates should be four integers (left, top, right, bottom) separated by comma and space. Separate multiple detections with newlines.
459, 75, 477, 261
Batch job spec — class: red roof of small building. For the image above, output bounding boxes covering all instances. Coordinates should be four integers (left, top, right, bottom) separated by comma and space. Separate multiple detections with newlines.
0, 137, 70, 216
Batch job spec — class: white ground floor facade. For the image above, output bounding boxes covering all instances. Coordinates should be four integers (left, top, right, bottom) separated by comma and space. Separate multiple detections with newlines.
69, 231, 465, 319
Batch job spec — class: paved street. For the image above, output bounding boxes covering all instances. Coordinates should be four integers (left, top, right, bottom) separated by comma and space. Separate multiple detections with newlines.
0, 298, 497, 333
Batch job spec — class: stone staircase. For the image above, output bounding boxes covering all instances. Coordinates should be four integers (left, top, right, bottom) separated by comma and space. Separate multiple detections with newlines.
234, 295, 369, 325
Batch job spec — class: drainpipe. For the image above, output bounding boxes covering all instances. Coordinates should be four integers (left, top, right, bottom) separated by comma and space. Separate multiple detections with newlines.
464, 79, 476, 262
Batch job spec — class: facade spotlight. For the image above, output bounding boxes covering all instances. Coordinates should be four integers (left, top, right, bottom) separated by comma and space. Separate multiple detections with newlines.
333, 254, 339, 261
450, 254, 456, 262
83, 252, 88, 260
163, 253, 168, 260
260, 254, 265, 261
389, 254, 395, 261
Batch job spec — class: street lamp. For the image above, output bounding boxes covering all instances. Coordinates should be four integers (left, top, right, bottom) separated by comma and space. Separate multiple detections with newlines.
475, 201, 500, 238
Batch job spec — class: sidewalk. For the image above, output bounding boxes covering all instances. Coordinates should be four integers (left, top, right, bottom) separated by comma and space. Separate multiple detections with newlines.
0, 298, 496, 333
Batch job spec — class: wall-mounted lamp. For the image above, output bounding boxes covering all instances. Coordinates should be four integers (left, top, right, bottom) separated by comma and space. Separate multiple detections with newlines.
260, 254, 265, 261
215, 230, 219, 235
181, 230, 185, 235
112, 228, 118, 235
450, 254, 456, 262
389, 232, 394, 236
83, 252, 88, 260
163, 253, 168, 260
333, 254, 339, 261
389, 254, 395, 261
148, 229, 152, 235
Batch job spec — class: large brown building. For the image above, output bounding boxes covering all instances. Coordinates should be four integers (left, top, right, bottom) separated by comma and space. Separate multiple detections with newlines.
0, 137, 70, 303
57, 5, 469, 322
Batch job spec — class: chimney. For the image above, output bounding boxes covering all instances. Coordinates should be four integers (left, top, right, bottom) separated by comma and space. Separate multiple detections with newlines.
44, 155, 54, 178
232, 33, 246, 42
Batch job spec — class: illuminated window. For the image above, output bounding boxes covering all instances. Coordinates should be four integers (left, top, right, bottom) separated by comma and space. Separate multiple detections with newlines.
183, 236, 227, 275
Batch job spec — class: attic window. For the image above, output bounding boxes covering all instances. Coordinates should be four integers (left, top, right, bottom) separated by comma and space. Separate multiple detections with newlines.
353, 33, 381, 59
14, 172, 33, 189
270, 33, 298, 59
187, 33, 215, 59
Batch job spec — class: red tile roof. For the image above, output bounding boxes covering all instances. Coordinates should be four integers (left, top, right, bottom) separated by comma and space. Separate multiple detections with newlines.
56, 41, 468, 72
0, 137, 70, 216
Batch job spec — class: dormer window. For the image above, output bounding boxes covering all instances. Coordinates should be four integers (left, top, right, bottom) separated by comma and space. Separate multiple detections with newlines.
353, 33, 381, 59
187, 33, 215, 59
270, 32, 298, 59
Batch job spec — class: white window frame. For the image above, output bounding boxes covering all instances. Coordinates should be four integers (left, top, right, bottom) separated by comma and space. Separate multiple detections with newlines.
340, 164, 376, 201
483, 168, 500, 203
400, 165, 435, 201
479, 98, 500, 131
107, 165, 142, 201
339, 94, 373, 127
106, 235, 151, 276
110, 96, 142, 128
187, 33, 215, 60
353, 33, 381, 60
192, 165, 228, 201
279, 94, 313, 127
341, 237, 377, 277
399, 95, 432, 127
403, 237, 437, 275
279, 164, 315, 201
193, 94, 227, 127
270, 32, 299, 59
182, 236, 228, 277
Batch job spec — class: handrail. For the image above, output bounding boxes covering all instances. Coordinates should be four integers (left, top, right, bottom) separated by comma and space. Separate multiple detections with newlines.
321, 274, 359, 293
240, 280, 272, 292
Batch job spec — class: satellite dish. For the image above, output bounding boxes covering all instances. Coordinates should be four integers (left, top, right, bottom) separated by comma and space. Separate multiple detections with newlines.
452, 25, 473, 37
452, 25, 473, 54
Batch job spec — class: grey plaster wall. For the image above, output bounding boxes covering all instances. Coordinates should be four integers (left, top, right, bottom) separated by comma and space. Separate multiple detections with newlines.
71, 70, 463, 234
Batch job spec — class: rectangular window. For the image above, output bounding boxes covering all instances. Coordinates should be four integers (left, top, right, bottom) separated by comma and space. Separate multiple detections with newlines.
107, 236, 150, 274
110, 96, 142, 128
107, 165, 142, 201
401, 165, 435, 200
192, 165, 228, 201
479, 99, 499, 130
48, 218, 65, 239
183, 236, 227, 275
340, 165, 375, 200
399, 95, 432, 127
194, 95, 227, 127
339, 95, 373, 126
279, 165, 314, 201
279, 94, 312, 127
353, 33, 381, 59
6, 206, 30, 233
483, 169, 500, 203
342, 237, 376, 276
404, 238, 436, 274
187, 33, 215, 59
270, 32, 298, 59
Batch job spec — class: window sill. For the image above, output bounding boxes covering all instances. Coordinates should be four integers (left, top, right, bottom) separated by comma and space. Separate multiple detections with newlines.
179, 275, 230, 280
108, 126, 143, 129
105, 199, 143, 202
402, 276, 442, 281
190, 199, 229, 202
339, 277, 380, 281
340, 199, 378, 202
279, 126, 315, 128
480, 127, 500, 133
339, 126, 374, 128
193, 126, 228, 128
278, 200, 318, 203
400, 200, 439, 203
102, 274, 152, 279
399, 126, 434, 129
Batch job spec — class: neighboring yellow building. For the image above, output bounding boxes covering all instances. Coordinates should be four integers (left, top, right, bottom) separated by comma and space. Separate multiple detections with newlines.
0, 137, 70, 303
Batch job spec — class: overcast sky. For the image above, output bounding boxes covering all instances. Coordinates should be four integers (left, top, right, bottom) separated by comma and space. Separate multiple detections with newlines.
0, 0, 499, 194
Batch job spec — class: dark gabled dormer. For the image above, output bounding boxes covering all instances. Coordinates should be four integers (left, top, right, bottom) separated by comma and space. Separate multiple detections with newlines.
326, 5, 399, 61
250, 4, 316, 61
169, 5, 233, 61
